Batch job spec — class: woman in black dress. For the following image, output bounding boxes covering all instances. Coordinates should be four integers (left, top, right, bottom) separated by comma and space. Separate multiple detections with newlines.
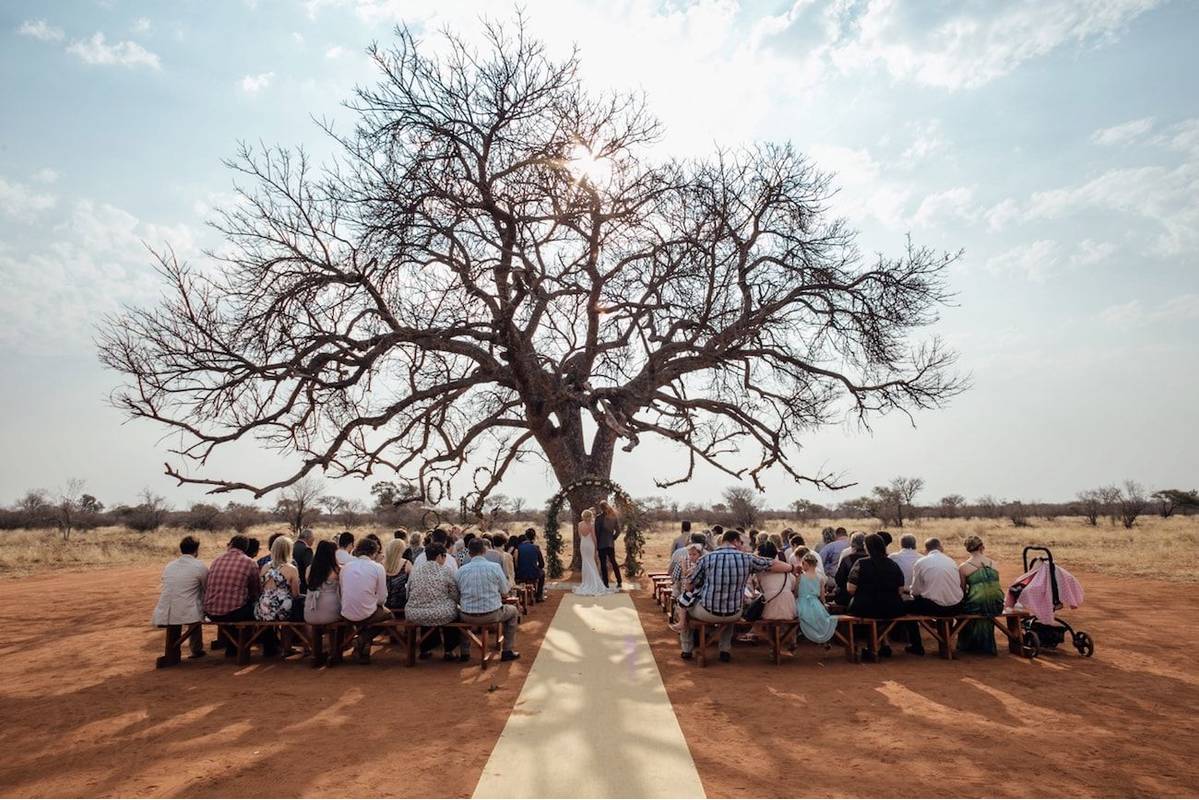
847, 532, 922, 660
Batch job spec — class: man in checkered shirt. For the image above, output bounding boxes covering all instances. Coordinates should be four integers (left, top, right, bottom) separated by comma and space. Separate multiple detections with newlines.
202, 535, 277, 657
683, 529, 795, 662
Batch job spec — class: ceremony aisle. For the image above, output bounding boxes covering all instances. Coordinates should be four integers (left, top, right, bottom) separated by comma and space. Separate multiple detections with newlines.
473, 592, 705, 798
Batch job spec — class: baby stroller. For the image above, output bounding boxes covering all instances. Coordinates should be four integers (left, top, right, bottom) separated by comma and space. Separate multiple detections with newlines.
1008, 546, 1094, 659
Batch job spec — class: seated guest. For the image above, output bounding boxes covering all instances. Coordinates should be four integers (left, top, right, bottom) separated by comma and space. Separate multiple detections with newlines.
406, 544, 466, 660
457, 538, 520, 662
258, 532, 284, 568
151, 535, 208, 660
909, 537, 964, 616
958, 535, 1004, 655
335, 531, 355, 566
414, 529, 459, 576
255, 535, 301, 621
393, 528, 408, 541
820, 527, 850, 575
293, 529, 315, 593
669, 534, 707, 633
889, 534, 922, 588
752, 542, 798, 622
796, 552, 837, 644
203, 535, 276, 658
833, 532, 868, 606
303, 541, 342, 625
683, 529, 794, 662
670, 520, 693, 554
876, 530, 893, 550
456, 532, 476, 568
404, 532, 423, 564
515, 529, 546, 602
817, 526, 837, 552
846, 532, 920, 658
365, 533, 385, 563
245, 537, 262, 564
340, 538, 393, 663
490, 533, 517, 585
383, 538, 412, 612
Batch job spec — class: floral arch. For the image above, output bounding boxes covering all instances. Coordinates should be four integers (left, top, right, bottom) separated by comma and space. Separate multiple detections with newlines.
543, 476, 645, 580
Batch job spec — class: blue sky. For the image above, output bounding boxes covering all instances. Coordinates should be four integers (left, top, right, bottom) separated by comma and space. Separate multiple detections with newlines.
1, 0, 1196, 510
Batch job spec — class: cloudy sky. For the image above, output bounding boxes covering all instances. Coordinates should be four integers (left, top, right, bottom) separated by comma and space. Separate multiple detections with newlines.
1, 0, 1196, 512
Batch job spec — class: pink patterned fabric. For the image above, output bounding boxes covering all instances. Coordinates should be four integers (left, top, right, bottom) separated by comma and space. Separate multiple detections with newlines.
1006, 561, 1085, 624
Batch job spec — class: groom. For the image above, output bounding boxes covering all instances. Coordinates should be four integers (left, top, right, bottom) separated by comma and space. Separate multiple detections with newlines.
595, 502, 622, 591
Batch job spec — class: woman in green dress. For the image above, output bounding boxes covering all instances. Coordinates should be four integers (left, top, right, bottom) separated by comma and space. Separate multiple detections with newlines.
958, 535, 1004, 654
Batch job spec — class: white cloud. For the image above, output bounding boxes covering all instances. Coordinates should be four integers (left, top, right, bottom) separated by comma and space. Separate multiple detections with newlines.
1091, 117, 1154, 146
32, 167, 60, 184
0, 176, 57, 222
984, 239, 1060, 282
17, 19, 64, 42
1070, 239, 1116, 267
292, 31, 305, 45
67, 32, 161, 69
911, 186, 976, 227
240, 71, 275, 94
132, 17, 152, 34
325, 45, 344, 59
900, 119, 944, 163
1154, 118, 1199, 158
1099, 294, 1199, 327
984, 198, 1020, 232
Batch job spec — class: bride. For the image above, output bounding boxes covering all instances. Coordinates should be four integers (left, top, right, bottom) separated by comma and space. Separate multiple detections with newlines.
574, 508, 611, 596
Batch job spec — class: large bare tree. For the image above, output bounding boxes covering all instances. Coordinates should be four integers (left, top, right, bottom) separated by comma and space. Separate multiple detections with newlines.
98, 18, 965, 560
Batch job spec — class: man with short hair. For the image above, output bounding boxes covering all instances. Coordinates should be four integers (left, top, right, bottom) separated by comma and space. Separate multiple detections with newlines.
834, 532, 868, 606
293, 529, 315, 593
458, 538, 520, 662
683, 530, 795, 662
336, 531, 355, 566
414, 528, 459, 575
909, 538, 964, 616
152, 535, 209, 662
516, 528, 546, 601
340, 537, 392, 663
204, 535, 276, 657
890, 534, 922, 588
491, 533, 516, 584
820, 527, 849, 574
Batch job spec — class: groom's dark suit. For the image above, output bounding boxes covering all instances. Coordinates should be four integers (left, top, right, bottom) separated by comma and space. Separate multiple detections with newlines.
595, 514, 622, 588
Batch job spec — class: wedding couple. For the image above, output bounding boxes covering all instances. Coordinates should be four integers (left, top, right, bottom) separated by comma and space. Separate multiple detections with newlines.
574, 500, 623, 596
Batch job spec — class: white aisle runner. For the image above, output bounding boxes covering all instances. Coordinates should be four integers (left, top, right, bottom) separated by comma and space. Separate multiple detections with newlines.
472, 592, 705, 799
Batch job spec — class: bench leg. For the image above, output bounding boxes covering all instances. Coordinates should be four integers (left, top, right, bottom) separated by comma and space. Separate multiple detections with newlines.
480, 627, 489, 670
157, 625, 183, 668
235, 627, 251, 666
698, 626, 708, 668
1005, 615, 1022, 655
311, 625, 326, 668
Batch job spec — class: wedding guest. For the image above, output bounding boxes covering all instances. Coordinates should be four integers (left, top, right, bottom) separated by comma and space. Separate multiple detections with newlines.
753, 542, 798, 622
682, 530, 794, 662
414, 529, 459, 576
336, 531, 355, 566
404, 532, 423, 563
340, 537, 392, 663
204, 535, 276, 658
405, 544, 465, 660
257, 532, 284, 568
490, 533, 517, 585
151, 535, 208, 660
909, 538, 964, 615
889, 534, 922, 588
846, 533, 917, 659
303, 541, 342, 625
383, 538, 412, 612
958, 535, 1004, 655
669, 534, 706, 632
293, 528, 315, 593
821, 528, 850, 574
516, 529, 546, 601
393, 528, 408, 541
671, 520, 693, 554
833, 532, 868, 606
796, 552, 837, 644
245, 537, 262, 564
457, 538, 520, 662
255, 535, 301, 622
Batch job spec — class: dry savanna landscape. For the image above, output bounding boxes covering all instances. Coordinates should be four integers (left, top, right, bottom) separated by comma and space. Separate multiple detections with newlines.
1, 514, 1197, 797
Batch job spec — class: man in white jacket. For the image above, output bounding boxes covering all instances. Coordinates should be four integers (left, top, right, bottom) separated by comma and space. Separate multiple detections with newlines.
151, 536, 209, 662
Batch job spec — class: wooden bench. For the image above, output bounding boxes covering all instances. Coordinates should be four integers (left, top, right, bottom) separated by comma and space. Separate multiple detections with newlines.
406, 621, 506, 670
836, 611, 1031, 663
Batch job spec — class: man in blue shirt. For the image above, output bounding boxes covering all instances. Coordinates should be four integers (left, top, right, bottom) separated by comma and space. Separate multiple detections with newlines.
515, 528, 546, 601
457, 538, 520, 661
820, 527, 850, 575
684, 529, 795, 662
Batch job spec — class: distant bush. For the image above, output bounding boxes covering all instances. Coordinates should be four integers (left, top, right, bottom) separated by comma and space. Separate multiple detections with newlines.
181, 503, 224, 531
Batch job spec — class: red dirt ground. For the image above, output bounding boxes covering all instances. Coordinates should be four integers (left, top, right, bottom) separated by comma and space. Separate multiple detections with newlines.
636, 557, 1199, 798
0, 567, 562, 798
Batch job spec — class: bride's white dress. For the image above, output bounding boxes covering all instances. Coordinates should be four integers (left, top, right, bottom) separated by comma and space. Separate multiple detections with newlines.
574, 531, 611, 596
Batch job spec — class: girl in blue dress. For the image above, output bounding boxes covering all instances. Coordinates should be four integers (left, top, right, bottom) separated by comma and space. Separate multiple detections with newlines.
796, 551, 838, 643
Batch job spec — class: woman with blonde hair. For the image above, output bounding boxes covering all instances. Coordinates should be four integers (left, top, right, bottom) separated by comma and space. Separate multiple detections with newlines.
574, 508, 610, 596
958, 535, 1003, 654
383, 538, 412, 611
255, 535, 300, 621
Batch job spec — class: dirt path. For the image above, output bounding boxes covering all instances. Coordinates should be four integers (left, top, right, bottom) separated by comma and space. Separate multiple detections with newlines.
0, 567, 562, 798
473, 592, 703, 798
635, 558, 1199, 798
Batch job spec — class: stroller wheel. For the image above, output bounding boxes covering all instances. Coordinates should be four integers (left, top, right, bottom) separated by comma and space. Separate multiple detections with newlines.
1073, 631, 1095, 657
1021, 629, 1040, 659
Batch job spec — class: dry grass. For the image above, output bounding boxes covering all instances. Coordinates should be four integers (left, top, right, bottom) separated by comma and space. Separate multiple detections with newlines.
2, 514, 1196, 582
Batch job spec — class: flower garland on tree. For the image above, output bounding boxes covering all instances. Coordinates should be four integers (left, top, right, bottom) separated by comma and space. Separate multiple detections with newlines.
543, 476, 644, 580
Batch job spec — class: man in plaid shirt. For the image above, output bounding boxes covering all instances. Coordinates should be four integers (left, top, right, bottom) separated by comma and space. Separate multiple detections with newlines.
203, 535, 276, 657
684, 529, 795, 662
